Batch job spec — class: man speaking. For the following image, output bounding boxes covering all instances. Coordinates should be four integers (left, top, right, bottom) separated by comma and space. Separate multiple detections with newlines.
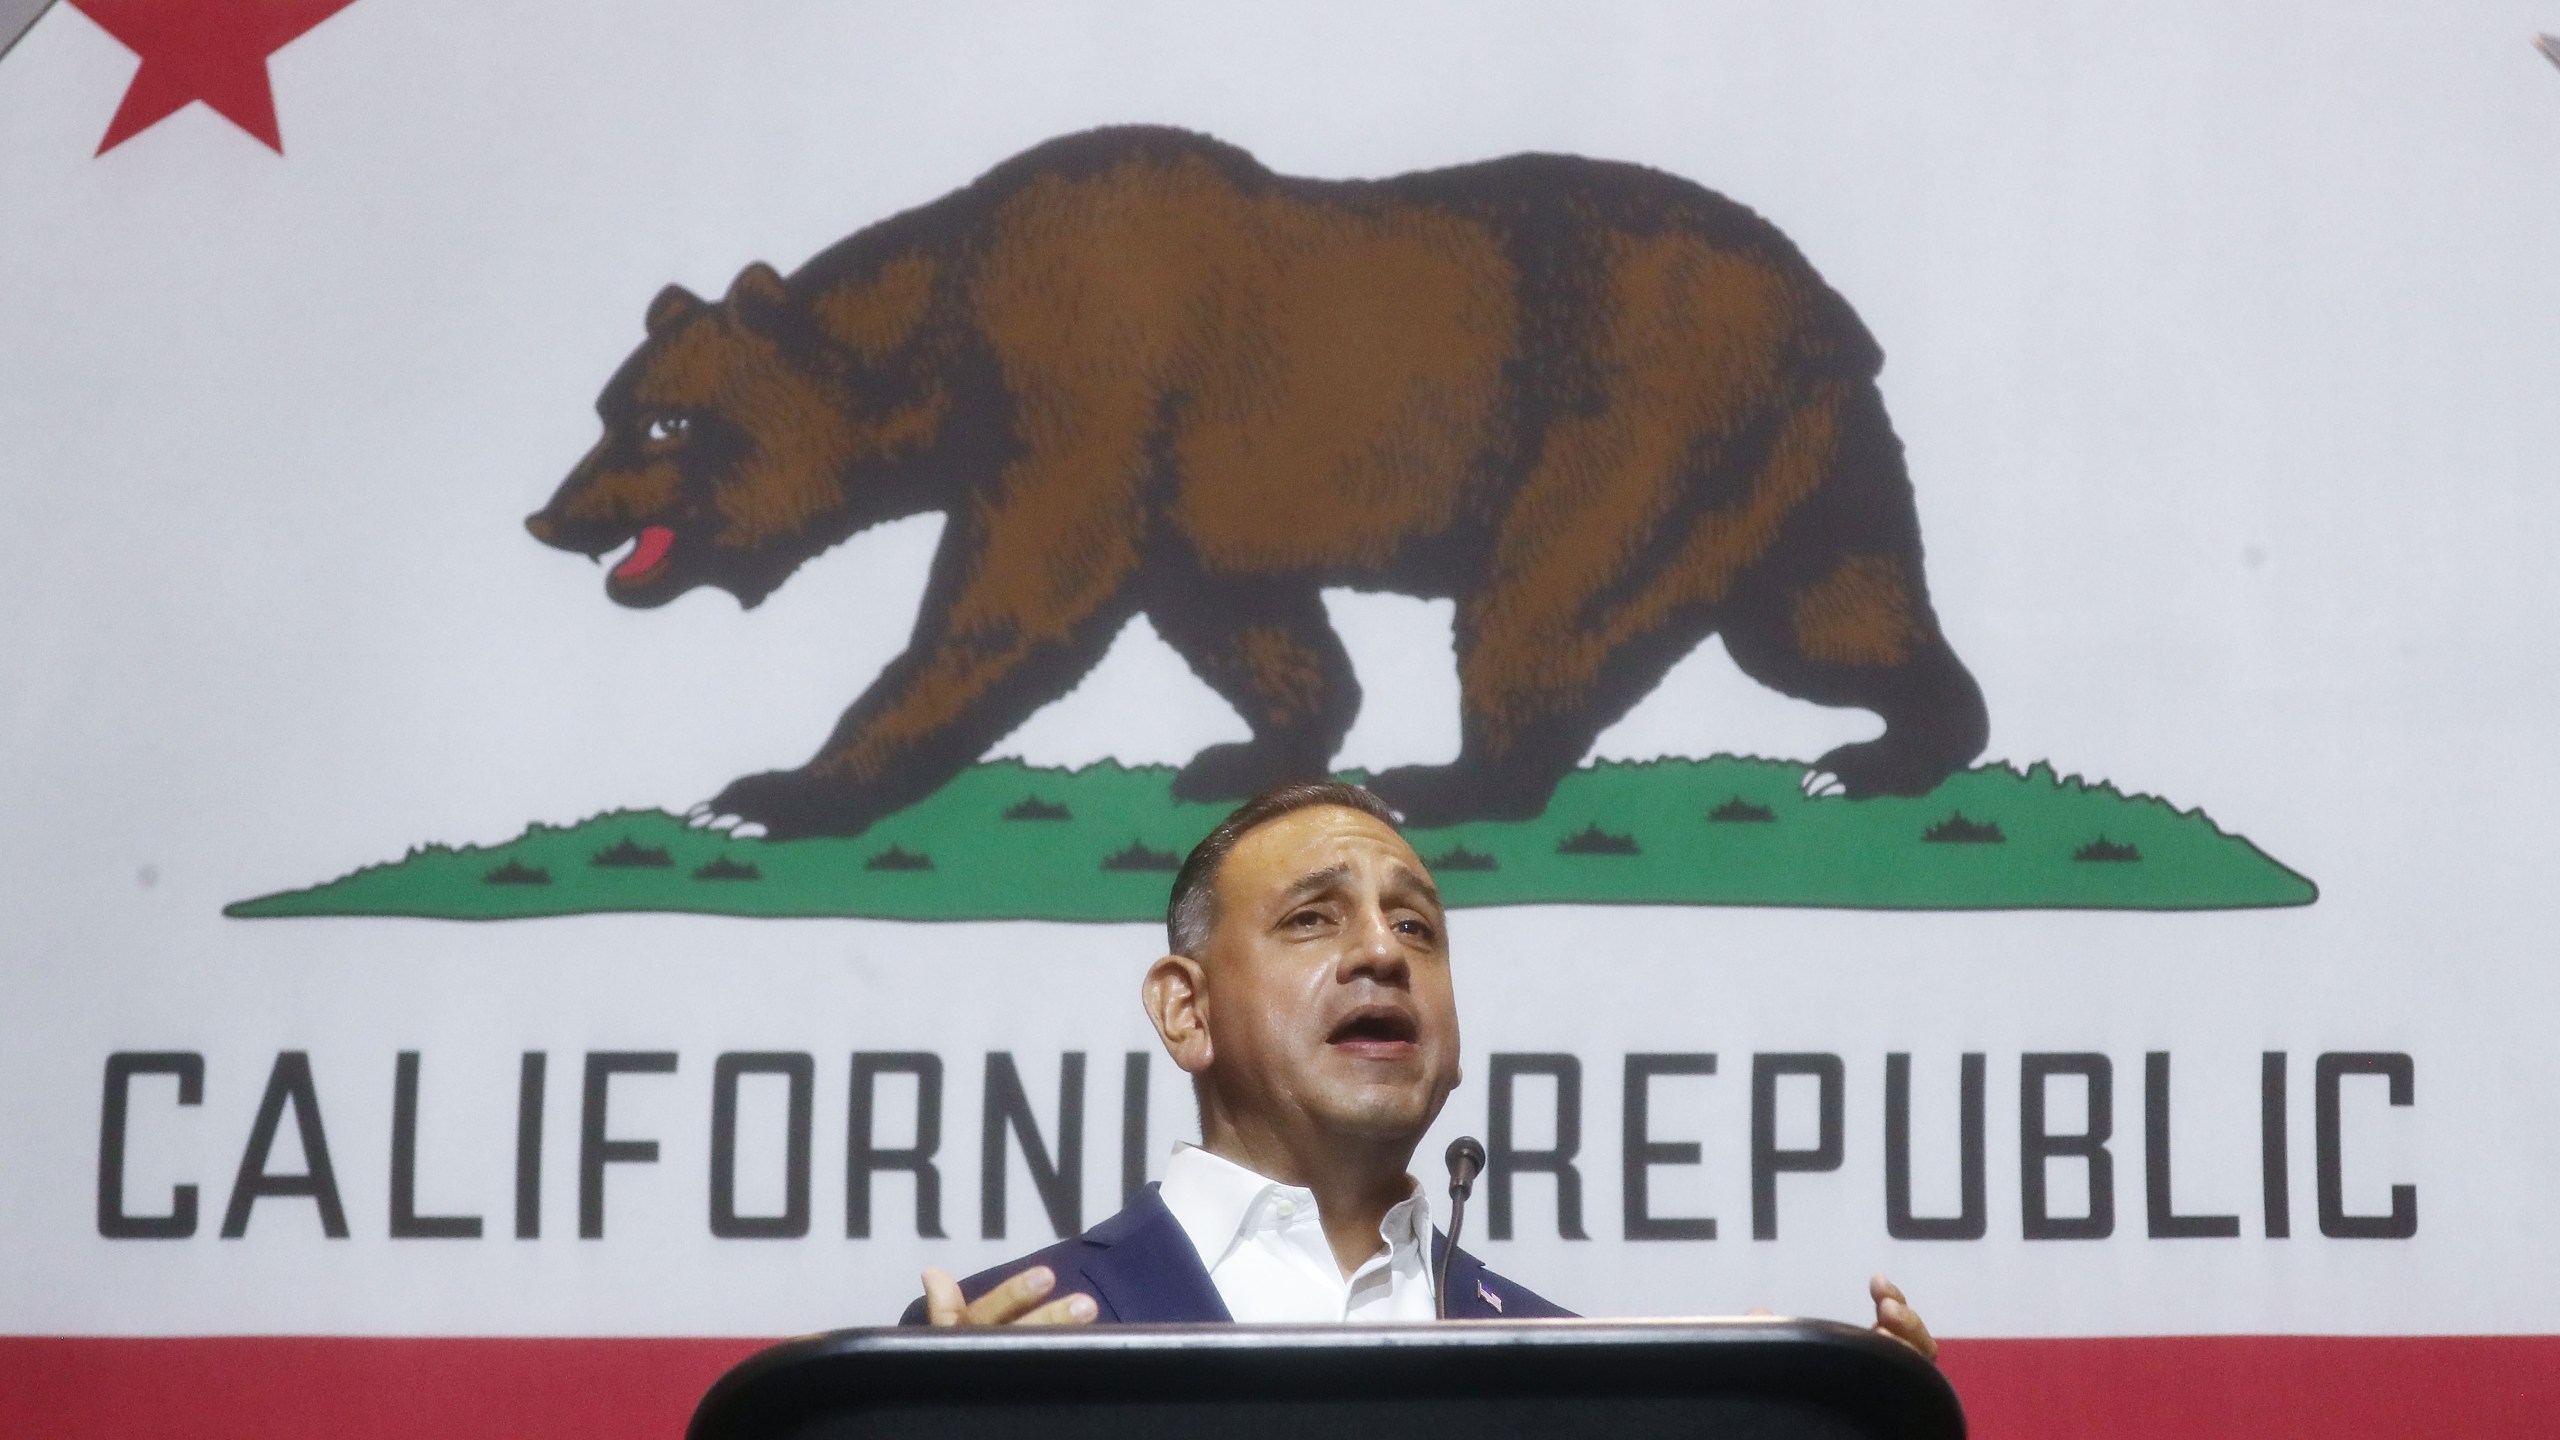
903, 782, 1935, 1357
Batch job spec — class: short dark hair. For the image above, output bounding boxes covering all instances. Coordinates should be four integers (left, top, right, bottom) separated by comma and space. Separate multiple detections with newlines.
1166, 782, 1402, 956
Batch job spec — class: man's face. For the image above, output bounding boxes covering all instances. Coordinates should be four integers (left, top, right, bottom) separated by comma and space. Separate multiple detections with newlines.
1193, 804, 1460, 1150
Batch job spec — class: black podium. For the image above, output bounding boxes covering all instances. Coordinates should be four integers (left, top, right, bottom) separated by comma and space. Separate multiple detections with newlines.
689, 1319, 1964, 1440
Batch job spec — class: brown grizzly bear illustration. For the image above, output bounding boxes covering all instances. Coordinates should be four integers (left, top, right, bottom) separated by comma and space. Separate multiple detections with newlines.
526, 126, 1986, 839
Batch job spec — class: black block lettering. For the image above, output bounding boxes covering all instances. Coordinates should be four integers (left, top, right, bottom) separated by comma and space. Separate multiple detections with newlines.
1120, 1052, 1150, 1206
1751, 1053, 1843, 1240
2315, 1052, 2415, 1239
515, 1052, 545, 1240
847, 1053, 944, 1239
2021, 1053, 2114, 1240
99, 1051, 202, 1239
2261, 1051, 2289, 1239
579, 1051, 677, 1240
390, 1052, 483, 1239
1885, 1053, 1986, 1241
1622, 1054, 1717, 1240
709, 1052, 813, 1239
2144, 1052, 2238, 1239
981, 1052, 1083, 1240
1487, 1054, 1588, 1241
221, 1052, 349, 1239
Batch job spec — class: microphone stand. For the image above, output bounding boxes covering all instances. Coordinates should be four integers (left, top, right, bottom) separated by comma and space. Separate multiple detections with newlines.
1435, 1136, 1485, 1320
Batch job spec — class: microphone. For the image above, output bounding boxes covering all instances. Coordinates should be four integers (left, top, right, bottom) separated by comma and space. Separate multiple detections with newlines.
1435, 1136, 1486, 1320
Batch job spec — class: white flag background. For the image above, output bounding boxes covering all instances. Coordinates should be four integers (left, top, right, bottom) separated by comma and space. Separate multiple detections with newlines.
4, 3, 2558, 1437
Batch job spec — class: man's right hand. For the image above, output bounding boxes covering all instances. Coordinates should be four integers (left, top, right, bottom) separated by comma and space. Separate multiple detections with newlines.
919, 1265, 1099, 1326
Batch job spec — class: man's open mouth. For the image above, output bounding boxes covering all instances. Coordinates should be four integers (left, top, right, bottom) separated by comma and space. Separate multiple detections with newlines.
1326, 1006, 1421, 1054
608, 525, 679, 584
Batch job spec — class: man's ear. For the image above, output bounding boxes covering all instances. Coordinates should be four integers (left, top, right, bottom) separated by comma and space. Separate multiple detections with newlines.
1142, 954, 1213, 1077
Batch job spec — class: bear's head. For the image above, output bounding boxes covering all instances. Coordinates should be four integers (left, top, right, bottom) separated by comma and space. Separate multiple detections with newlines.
526, 259, 950, 608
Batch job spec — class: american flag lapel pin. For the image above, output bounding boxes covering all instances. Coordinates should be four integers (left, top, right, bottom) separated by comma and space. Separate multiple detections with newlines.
1477, 1279, 1503, 1312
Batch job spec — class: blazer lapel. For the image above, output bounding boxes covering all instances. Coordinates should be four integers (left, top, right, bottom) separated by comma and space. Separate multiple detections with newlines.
1076, 1185, 1233, 1323
1431, 1231, 1504, 1319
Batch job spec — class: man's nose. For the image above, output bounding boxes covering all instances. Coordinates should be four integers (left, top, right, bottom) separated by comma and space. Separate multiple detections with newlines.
1337, 907, 1410, 984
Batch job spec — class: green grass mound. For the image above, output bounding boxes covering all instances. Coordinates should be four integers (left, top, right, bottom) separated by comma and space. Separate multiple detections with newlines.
224, 757, 2315, 922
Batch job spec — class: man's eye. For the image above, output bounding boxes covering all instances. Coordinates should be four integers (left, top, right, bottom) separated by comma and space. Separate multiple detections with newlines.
645, 414, 690, 443
1395, 917, 1435, 940
1286, 909, 1325, 929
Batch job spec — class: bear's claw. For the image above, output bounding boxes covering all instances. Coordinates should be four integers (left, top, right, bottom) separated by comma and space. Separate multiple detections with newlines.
706, 769, 883, 840
1809, 738, 1963, 799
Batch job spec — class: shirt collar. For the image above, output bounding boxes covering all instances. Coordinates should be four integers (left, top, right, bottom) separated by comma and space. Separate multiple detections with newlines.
1158, 1142, 1432, 1271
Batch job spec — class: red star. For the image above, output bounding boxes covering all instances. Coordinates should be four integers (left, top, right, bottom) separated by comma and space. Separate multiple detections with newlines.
72, 0, 361, 156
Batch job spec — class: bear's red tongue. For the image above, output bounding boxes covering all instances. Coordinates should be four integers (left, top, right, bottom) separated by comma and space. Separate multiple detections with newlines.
615, 526, 677, 580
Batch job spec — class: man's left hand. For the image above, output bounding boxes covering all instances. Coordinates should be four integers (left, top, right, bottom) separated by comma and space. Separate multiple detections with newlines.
1868, 1274, 1936, 1362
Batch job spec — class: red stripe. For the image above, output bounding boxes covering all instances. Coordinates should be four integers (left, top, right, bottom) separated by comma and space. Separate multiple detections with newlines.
3, 1333, 2556, 1439
0, 1336, 764, 1440
1939, 1335, 2560, 1438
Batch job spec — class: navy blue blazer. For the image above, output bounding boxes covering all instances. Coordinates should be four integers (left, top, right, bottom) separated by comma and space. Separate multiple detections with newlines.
898, 1184, 1572, 1324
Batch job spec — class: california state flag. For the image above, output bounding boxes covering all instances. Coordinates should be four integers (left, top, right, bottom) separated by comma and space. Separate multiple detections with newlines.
5, 3, 2559, 1438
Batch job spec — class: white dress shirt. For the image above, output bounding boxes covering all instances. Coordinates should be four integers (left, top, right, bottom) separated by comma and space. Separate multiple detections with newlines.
1155, 1143, 1438, 1323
